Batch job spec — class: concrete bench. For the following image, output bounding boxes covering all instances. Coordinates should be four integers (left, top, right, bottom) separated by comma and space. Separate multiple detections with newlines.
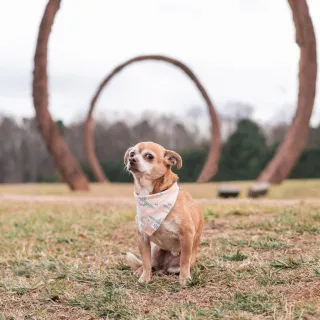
217, 185, 241, 198
248, 182, 270, 198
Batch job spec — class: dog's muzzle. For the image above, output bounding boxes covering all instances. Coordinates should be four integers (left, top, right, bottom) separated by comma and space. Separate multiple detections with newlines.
128, 157, 139, 172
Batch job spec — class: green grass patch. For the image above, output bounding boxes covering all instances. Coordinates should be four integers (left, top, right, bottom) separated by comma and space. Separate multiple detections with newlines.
224, 291, 277, 315
271, 257, 303, 270
222, 250, 247, 262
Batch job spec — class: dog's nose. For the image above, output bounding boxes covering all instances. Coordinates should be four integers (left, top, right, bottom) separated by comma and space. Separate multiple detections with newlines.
129, 158, 136, 165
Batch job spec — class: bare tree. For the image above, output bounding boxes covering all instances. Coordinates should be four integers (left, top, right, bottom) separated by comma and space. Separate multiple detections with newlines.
33, 0, 89, 190
84, 55, 221, 183
0, 117, 24, 183
257, 0, 317, 184
224, 102, 254, 121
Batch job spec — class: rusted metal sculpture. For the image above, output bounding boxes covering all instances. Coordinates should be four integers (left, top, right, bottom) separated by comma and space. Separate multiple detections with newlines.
33, 0, 89, 190
85, 55, 221, 183
257, 0, 317, 184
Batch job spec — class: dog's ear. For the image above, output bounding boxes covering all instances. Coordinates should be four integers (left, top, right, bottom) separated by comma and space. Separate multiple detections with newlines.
124, 147, 133, 165
164, 150, 182, 170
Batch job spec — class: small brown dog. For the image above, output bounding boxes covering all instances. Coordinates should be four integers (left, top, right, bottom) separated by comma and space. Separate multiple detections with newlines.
125, 141, 204, 286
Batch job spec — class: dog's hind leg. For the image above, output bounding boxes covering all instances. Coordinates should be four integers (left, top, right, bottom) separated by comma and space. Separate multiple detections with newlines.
151, 243, 167, 271
126, 252, 142, 270
164, 253, 180, 274
127, 244, 167, 275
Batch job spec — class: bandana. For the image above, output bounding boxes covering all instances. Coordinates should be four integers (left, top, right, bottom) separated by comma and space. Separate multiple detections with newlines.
134, 183, 180, 236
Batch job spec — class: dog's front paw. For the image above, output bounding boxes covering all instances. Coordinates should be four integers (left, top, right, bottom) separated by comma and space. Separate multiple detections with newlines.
179, 275, 191, 286
134, 266, 143, 278
138, 272, 151, 284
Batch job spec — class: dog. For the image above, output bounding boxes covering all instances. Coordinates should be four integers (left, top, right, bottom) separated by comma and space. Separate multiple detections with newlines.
124, 141, 204, 286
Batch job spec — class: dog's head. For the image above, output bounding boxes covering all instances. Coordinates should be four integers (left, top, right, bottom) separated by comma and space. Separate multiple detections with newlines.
124, 142, 182, 187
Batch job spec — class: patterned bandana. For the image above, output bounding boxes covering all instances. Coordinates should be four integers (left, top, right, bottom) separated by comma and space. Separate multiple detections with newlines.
134, 182, 180, 236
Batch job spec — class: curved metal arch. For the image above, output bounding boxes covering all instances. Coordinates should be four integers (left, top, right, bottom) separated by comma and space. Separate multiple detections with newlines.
84, 55, 221, 183
257, 0, 317, 184
33, 0, 89, 190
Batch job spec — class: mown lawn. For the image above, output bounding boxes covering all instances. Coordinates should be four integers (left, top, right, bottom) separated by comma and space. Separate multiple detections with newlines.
0, 179, 320, 199
0, 182, 320, 319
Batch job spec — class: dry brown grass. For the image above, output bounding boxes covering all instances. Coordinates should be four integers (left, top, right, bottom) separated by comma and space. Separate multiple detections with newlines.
0, 182, 320, 319
1, 179, 320, 200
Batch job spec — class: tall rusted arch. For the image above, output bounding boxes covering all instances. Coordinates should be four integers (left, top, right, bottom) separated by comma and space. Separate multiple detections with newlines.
33, 0, 89, 190
257, 0, 317, 184
84, 55, 221, 183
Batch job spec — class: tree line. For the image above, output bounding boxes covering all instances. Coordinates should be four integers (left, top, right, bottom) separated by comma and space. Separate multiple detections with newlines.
1, 114, 319, 183
83, 118, 320, 183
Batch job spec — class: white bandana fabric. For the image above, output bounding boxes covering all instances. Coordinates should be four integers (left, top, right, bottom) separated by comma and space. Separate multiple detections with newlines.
134, 183, 180, 236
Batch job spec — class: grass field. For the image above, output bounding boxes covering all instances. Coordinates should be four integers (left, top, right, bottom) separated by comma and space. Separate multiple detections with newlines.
1, 179, 320, 199
1, 180, 320, 319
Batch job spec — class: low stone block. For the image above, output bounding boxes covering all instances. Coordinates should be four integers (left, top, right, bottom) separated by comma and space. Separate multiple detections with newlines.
248, 182, 270, 198
217, 184, 241, 198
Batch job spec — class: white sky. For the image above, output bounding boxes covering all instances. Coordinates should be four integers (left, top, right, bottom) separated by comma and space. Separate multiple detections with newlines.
0, 0, 319, 126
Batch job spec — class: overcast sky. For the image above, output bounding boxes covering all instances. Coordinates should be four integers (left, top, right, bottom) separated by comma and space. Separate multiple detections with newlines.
1, 0, 319, 126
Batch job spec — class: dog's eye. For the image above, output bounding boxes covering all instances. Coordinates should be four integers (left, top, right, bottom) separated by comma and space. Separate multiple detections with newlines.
145, 153, 154, 161
129, 152, 135, 157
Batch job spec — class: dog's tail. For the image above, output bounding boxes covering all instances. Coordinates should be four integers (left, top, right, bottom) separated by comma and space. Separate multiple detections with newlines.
126, 252, 142, 270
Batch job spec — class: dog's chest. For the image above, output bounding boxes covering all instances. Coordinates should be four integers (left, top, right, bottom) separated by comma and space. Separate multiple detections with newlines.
149, 217, 181, 253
